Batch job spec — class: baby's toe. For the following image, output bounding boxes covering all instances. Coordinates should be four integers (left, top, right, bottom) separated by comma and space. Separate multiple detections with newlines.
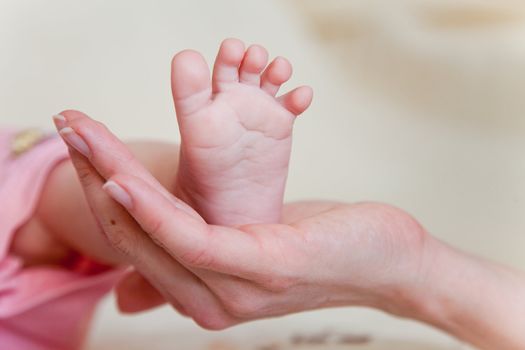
278, 86, 313, 116
239, 44, 268, 86
212, 38, 245, 92
171, 50, 212, 116
260, 56, 292, 96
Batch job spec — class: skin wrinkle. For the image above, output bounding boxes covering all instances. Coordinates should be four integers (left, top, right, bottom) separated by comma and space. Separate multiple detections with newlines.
174, 88, 214, 116
222, 92, 294, 141
187, 139, 289, 177
177, 155, 286, 224
180, 121, 244, 151
236, 116, 293, 142
186, 144, 289, 188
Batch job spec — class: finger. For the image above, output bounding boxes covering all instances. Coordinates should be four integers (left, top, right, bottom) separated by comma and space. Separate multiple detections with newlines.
53, 110, 202, 221
103, 173, 265, 277
67, 145, 235, 329
54, 110, 156, 183
64, 145, 155, 267
64, 146, 129, 263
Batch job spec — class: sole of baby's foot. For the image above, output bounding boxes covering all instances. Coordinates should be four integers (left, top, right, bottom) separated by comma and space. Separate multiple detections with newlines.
172, 38, 313, 226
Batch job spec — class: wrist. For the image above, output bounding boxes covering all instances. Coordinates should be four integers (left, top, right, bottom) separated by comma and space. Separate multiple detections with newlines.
389, 237, 459, 326
393, 236, 525, 350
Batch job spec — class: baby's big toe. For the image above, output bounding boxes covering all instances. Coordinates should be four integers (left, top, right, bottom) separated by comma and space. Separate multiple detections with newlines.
171, 50, 212, 116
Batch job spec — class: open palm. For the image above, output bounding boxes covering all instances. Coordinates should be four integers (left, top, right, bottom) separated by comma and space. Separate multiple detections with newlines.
57, 110, 426, 329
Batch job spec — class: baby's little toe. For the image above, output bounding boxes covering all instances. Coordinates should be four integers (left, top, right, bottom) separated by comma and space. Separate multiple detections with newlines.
278, 86, 313, 116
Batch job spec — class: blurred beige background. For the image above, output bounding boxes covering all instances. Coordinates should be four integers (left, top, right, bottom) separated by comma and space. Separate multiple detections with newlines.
1, 0, 524, 349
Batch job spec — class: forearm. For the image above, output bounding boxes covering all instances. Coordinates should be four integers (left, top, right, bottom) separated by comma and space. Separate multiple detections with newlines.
402, 237, 525, 350
34, 141, 180, 266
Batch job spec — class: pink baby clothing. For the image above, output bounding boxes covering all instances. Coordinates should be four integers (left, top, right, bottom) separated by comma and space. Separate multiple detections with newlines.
0, 129, 122, 350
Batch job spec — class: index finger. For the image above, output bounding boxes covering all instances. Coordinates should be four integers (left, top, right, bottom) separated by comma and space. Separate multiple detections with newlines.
53, 110, 202, 221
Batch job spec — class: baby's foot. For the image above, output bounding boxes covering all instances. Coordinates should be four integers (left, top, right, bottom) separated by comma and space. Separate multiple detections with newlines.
172, 39, 313, 226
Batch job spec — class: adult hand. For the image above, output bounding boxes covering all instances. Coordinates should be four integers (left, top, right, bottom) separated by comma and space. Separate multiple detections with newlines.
55, 110, 525, 350
54, 110, 427, 329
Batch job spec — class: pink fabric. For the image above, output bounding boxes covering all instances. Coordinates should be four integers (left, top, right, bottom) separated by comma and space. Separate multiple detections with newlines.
0, 129, 122, 350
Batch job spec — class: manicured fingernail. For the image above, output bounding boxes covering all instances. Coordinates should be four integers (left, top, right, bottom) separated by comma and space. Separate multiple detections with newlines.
59, 127, 90, 157
103, 180, 133, 209
52, 114, 67, 130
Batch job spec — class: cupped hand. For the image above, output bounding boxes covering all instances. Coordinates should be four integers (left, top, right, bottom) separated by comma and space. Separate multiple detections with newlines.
55, 110, 429, 329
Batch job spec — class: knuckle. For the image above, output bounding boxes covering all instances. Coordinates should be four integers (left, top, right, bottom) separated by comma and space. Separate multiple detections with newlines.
179, 247, 214, 269
73, 163, 100, 188
104, 229, 132, 257
146, 216, 164, 239
357, 202, 428, 247
144, 218, 172, 253
75, 164, 95, 184
222, 295, 265, 319
100, 222, 137, 258
178, 228, 214, 268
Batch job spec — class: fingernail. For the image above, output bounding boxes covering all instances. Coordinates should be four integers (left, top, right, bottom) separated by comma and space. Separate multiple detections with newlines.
103, 180, 133, 210
59, 127, 90, 157
52, 114, 67, 130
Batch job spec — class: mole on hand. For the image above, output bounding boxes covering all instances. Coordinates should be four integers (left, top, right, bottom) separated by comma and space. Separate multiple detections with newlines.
110, 219, 116, 226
